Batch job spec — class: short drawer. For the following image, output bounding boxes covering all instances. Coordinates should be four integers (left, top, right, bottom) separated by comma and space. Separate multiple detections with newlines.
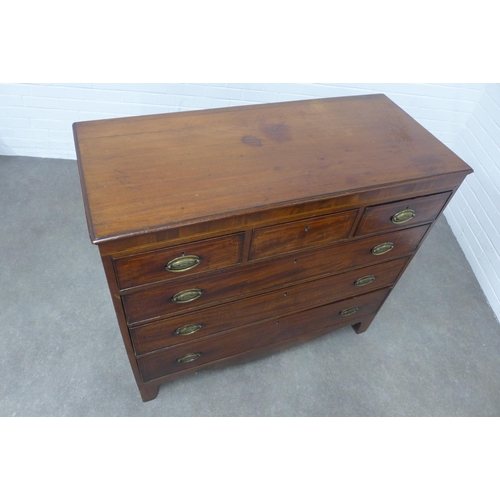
113, 233, 244, 289
137, 287, 391, 382
122, 224, 428, 325
130, 257, 409, 354
355, 191, 451, 236
248, 210, 358, 261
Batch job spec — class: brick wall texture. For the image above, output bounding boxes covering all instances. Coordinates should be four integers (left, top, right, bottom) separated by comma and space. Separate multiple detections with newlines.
0, 83, 498, 320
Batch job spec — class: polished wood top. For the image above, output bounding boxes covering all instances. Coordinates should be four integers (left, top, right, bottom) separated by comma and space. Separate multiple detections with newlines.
73, 94, 472, 243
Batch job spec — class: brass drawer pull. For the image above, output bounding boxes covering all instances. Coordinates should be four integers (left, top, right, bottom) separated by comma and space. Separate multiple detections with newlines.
355, 274, 376, 287
176, 352, 202, 364
371, 242, 394, 255
171, 288, 204, 304
165, 255, 202, 273
174, 323, 204, 336
340, 306, 360, 316
391, 208, 416, 224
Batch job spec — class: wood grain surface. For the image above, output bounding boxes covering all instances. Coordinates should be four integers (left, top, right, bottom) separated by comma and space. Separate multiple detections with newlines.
73, 94, 472, 243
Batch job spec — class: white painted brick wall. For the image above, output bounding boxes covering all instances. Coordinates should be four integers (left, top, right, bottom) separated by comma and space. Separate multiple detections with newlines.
445, 84, 500, 321
0, 82, 498, 321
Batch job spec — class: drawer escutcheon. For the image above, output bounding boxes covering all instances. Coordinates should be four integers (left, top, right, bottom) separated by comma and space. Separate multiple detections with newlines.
371, 242, 394, 256
355, 274, 376, 287
340, 306, 360, 316
391, 208, 416, 224
174, 323, 204, 336
171, 288, 204, 304
165, 255, 202, 273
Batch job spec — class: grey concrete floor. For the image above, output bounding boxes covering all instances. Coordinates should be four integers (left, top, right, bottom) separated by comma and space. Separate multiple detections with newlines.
1, 155, 499, 417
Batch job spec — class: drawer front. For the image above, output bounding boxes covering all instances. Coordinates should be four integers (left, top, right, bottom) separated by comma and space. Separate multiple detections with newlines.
355, 191, 451, 236
114, 233, 244, 289
122, 224, 428, 325
249, 210, 358, 261
137, 288, 391, 382
130, 257, 409, 354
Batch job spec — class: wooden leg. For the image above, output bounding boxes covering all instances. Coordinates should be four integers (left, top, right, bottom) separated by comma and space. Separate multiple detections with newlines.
351, 313, 377, 334
139, 382, 160, 402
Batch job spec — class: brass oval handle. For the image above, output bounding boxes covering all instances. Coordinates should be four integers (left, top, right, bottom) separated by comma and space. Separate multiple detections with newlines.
171, 288, 204, 304
371, 242, 394, 255
174, 323, 204, 336
165, 255, 202, 273
355, 274, 376, 287
176, 352, 202, 364
340, 306, 360, 316
391, 208, 416, 224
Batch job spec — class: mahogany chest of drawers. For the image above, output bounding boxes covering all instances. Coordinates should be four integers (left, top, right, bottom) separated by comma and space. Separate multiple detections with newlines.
73, 94, 473, 401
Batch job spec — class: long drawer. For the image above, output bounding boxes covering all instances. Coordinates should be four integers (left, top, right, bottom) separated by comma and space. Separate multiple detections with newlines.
130, 257, 408, 355
137, 287, 392, 382
122, 224, 429, 325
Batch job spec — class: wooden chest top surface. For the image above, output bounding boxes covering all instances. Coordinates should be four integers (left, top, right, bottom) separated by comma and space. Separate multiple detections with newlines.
73, 94, 472, 243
